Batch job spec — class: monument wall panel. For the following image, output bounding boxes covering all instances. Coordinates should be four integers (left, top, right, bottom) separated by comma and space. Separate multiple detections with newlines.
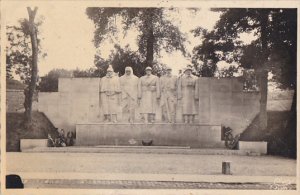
38, 92, 59, 120
38, 77, 260, 136
231, 92, 244, 104
198, 96, 210, 124
198, 78, 211, 93
210, 78, 232, 92
231, 78, 244, 92
211, 91, 232, 105
59, 78, 100, 92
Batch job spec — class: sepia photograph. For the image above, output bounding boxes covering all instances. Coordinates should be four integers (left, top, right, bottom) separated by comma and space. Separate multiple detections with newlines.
1, 0, 299, 194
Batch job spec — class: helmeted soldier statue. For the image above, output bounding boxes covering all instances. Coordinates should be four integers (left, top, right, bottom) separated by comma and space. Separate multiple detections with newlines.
177, 65, 199, 123
160, 66, 178, 123
137, 66, 160, 123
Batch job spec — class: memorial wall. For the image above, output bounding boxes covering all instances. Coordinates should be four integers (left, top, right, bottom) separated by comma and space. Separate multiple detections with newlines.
38, 77, 260, 136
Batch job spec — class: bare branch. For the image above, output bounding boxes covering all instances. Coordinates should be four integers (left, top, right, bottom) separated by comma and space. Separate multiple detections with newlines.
27, 7, 38, 22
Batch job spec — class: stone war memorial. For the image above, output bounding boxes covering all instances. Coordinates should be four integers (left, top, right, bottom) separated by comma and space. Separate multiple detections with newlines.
38, 65, 260, 148
6, 4, 297, 190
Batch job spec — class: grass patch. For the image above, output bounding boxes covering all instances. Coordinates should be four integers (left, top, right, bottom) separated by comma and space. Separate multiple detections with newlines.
6, 111, 58, 152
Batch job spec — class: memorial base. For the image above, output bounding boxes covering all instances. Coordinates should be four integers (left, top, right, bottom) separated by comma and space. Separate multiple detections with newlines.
76, 123, 224, 148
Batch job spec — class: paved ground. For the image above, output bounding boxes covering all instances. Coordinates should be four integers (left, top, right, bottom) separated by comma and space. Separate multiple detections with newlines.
23, 179, 296, 189
6, 152, 297, 189
7, 152, 296, 176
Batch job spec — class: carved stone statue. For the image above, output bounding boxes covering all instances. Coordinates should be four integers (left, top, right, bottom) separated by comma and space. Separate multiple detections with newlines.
100, 65, 121, 123
138, 66, 160, 123
160, 67, 178, 123
177, 66, 199, 123
119, 66, 139, 123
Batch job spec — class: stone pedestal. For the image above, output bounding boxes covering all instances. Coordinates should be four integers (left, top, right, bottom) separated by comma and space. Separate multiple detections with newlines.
238, 141, 268, 154
76, 123, 224, 148
20, 139, 48, 151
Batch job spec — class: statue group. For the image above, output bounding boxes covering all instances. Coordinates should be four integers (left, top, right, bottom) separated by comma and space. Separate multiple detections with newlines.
99, 65, 199, 124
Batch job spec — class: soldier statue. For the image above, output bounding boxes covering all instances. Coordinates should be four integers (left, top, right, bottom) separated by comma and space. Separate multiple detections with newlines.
100, 65, 121, 123
160, 66, 178, 123
138, 66, 160, 123
177, 65, 199, 123
119, 66, 139, 123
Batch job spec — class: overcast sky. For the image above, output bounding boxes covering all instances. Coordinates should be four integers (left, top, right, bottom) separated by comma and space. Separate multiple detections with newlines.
5, 2, 252, 76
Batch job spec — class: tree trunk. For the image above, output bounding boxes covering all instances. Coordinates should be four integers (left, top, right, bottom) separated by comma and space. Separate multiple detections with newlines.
24, 7, 38, 126
285, 88, 296, 158
257, 69, 268, 130
145, 10, 154, 68
257, 10, 269, 131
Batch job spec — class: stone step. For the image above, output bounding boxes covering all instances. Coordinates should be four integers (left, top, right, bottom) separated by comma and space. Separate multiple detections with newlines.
76, 123, 223, 148
92, 145, 191, 149
21, 146, 260, 156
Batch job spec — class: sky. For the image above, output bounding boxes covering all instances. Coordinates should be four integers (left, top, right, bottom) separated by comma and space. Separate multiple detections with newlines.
5, 2, 250, 76
5, 3, 96, 76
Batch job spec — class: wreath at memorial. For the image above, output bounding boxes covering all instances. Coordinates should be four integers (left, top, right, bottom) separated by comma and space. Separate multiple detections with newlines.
142, 139, 153, 146
223, 127, 240, 149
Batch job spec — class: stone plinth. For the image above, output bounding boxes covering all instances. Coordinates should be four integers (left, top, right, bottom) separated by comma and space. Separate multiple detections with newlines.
20, 139, 48, 151
238, 141, 268, 154
76, 123, 224, 148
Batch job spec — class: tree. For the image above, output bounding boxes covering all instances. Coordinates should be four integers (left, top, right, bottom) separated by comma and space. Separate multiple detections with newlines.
73, 68, 101, 78
191, 27, 243, 77
268, 9, 297, 158
268, 9, 297, 90
6, 7, 46, 125
217, 65, 240, 78
22, 7, 40, 126
194, 8, 297, 131
86, 8, 187, 75
6, 19, 44, 83
102, 44, 144, 77
93, 44, 167, 77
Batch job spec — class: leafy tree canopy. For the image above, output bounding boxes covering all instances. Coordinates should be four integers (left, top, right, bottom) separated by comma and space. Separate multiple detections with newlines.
194, 8, 297, 89
94, 44, 167, 77
6, 17, 46, 84
86, 7, 187, 73
191, 8, 297, 132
